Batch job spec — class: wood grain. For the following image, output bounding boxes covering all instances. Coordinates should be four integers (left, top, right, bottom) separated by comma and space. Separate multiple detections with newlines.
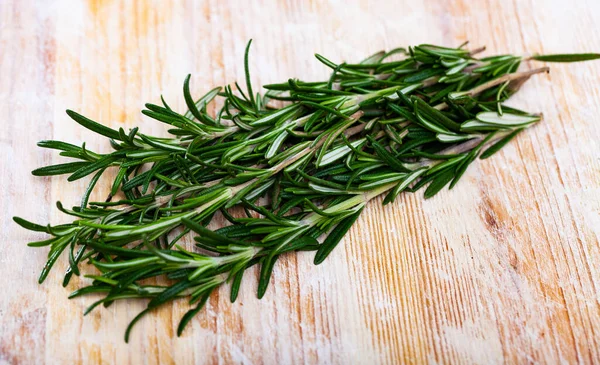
1, 0, 600, 364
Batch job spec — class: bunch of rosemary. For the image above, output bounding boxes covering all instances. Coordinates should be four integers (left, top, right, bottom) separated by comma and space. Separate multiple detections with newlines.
14, 41, 599, 341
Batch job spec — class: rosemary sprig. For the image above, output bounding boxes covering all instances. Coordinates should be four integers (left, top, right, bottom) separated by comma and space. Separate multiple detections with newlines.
15, 41, 599, 341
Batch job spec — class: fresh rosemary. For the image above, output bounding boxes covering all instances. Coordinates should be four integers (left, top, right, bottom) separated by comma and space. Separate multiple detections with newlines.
14, 41, 599, 341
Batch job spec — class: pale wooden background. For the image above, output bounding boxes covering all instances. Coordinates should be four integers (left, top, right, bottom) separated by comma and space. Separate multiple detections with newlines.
1, 0, 600, 364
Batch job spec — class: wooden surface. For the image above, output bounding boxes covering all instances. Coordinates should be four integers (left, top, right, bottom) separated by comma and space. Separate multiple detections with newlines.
2, 0, 600, 364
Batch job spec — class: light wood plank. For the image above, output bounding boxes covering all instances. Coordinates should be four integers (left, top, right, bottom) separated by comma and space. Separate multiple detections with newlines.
1, 0, 599, 363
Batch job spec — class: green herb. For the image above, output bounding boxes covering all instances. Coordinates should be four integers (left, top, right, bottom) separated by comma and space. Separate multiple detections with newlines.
14, 41, 598, 341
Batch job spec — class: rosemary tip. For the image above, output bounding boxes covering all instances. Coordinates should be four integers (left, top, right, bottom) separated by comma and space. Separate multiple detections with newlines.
469, 46, 487, 56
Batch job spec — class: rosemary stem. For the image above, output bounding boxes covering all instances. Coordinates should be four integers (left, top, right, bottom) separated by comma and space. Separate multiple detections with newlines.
469, 46, 486, 56
466, 67, 550, 97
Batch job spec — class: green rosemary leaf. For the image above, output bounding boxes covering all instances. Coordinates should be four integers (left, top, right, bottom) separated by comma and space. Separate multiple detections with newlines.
32, 161, 90, 177
244, 40, 257, 109
178, 291, 211, 336
67, 156, 118, 182
230, 270, 245, 303
278, 236, 319, 253
314, 207, 363, 265
148, 280, 195, 308
531, 53, 600, 62
317, 139, 365, 167
424, 168, 456, 198
476, 111, 540, 126
383, 168, 427, 204
27, 236, 60, 247
13, 216, 51, 233
38, 240, 70, 283
183, 74, 206, 124
480, 128, 523, 159
63, 245, 86, 287
301, 100, 351, 120
368, 135, 409, 172
414, 98, 461, 132
66, 109, 122, 141
92, 257, 161, 270
80, 168, 106, 210
141, 109, 182, 126
359, 172, 407, 190
182, 217, 243, 246
417, 44, 470, 58
67, 233, 80, 277
68, 285, 111, 299
403, 67, 443, 83
160, 95, 172, 110
359, 50, 385, 64
449, 151, 477, 189
85, 242, 155, 258
302, 199, 338, 218
121, 170, 151, 191
111, 166, 128, 196
139, 135, 187, 152
125, 308, 153, 343
257, 253, 278, 299
314, 53, 371, 77
141, 161, 163, 194
37, 140, 83, 153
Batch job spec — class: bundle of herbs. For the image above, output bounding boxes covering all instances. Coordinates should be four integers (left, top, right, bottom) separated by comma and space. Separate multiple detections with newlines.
14, 41, 599, 341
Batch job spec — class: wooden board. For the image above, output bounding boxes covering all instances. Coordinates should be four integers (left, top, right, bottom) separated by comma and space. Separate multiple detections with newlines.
1, 0, 600, 363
